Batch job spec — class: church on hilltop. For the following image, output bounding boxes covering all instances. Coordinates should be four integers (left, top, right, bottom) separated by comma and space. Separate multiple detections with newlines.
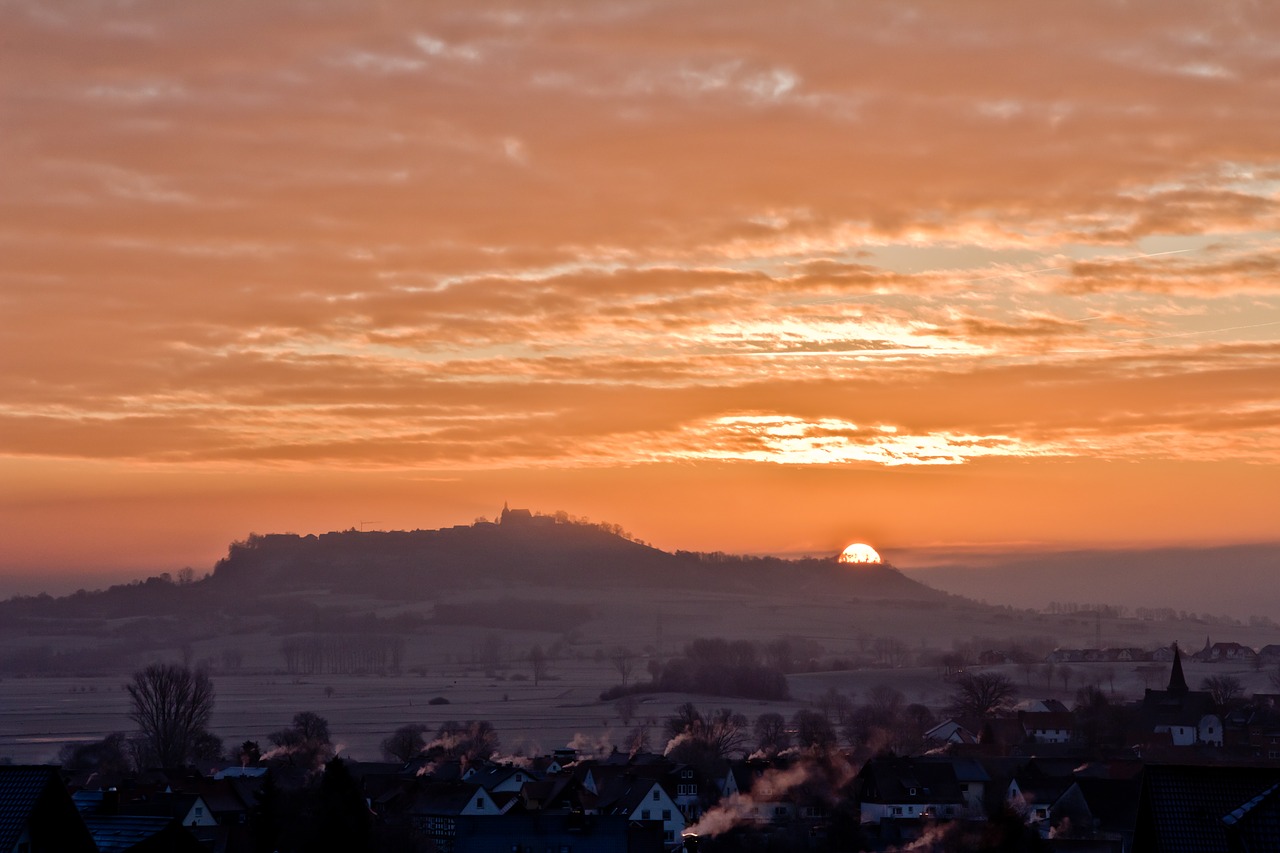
499, 502, 553, 528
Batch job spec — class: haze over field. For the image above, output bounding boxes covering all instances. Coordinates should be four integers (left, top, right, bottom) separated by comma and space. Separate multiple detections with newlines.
3, 2, 1280, 586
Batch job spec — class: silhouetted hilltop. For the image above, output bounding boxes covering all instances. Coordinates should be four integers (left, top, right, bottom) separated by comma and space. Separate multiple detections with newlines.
0, 513, 939, 624
207, 513, 936, 602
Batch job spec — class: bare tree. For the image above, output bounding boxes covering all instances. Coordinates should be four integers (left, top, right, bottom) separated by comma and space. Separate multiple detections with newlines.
381, 724, 428, 763
268, 711, 333, 769
608, 646, 636, 686
753, 712, 790, 755
816, 687, 854, 725
1058, 664, 1074, 692
1202, 675, 1244, 707
792, 709, 837, 751
529, 644, 548, 686
126, 663, 215, 767
946, 671, 1017, 719
624, 725, 651, 755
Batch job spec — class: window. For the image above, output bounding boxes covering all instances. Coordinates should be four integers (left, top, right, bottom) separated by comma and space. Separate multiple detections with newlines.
476, 796, 485, 809
909, 787, 916, 796
653, 790, 660, 801
641, 810, 650, 820
662, 810, 671, 820
892, 807, 903, 816
775, 806, 787, 816
664, 831, 674, 842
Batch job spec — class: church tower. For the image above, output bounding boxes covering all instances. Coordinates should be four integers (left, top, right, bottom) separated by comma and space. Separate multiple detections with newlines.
1167, 642, 1189, 694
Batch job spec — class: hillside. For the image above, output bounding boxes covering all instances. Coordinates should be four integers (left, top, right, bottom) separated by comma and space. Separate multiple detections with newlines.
0, 513, 948, 677
204, 515, 937, 602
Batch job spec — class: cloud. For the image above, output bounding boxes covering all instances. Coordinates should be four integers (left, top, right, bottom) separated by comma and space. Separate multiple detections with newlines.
3, 0, 1280, 566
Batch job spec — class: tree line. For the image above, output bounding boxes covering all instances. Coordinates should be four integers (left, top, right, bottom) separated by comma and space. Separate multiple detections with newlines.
279, 634, 405, 675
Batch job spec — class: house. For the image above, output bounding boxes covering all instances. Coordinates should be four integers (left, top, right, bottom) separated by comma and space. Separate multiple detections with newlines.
594, 775, 685, 847
1197, 641, 1256, 664
855, 756, 975, 824
924, 719, 979, 745
72, 788, 215, 852
462, 762, 538, 794
0, 766, 97, 853
1135, 764, 1280, 852
1018, 711, 1074, 744
388, 781, 517, 852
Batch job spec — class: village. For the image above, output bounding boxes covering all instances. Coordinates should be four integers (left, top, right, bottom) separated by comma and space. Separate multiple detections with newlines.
7, 642, 1280, 852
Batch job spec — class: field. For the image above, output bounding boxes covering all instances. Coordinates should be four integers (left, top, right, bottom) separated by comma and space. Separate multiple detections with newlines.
3, 651, 1273, 766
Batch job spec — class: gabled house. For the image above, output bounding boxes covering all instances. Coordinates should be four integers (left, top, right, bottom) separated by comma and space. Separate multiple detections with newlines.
595, 776, 684, 847
1197, 641, 1256, 664
924, 719, 979, 745
855, 756, 972, 824
1018, 711, 1074, 744
463, 763, 538, 794
398, 781, 515, 853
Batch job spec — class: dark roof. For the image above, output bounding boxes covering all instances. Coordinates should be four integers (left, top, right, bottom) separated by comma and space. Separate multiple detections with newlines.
0, 765, 57, 850
857, 757, 965, 805
1136, 764, 1280, 853
0, 765, 98, 853
81, 813, 174, 853
405, 782, 482, 816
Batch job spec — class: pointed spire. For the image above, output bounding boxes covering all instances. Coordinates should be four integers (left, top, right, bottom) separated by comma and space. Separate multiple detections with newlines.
1167, 642, 1189, 694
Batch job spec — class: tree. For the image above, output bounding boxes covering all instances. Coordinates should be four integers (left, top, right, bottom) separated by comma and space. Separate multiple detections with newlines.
946, 671, 1017, 719
754, 712, 790, 755
529, 644, 548, 686
792, 709, 837, 751
315, 757, 372, 852
431, 720, 499, 762
381, 724, 428, 763
1058, 664, 1074, 692
608, 646, 636, 686
59, 732, 135, 778
1202, 675, 1245, 708
126, 663, 216, 767
816, 687, 854, 725
268, 711, 333, 769
665, 704, 748, 770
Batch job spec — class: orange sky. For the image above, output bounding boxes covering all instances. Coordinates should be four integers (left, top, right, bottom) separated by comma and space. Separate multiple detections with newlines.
3, 2, 1280, 586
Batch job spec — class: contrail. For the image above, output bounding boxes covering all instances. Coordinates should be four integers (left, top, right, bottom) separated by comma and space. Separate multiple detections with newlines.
1121, 319, 1280, 345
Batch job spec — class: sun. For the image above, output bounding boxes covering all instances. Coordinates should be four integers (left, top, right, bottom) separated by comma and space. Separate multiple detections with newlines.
838, 542, 882, 564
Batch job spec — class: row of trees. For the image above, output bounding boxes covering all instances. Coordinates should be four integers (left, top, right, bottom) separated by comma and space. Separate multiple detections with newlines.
279, 634, 406, 675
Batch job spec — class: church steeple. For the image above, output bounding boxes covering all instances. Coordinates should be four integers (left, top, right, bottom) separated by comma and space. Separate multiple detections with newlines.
1167, 642, 1189, 694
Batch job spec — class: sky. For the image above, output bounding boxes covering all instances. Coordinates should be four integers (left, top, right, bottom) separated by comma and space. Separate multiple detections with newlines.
3, 1, 1280, 588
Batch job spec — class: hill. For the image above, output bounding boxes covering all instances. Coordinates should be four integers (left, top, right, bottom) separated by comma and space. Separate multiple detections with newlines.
204, 514, 936, 602
0, 512, 949, 678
